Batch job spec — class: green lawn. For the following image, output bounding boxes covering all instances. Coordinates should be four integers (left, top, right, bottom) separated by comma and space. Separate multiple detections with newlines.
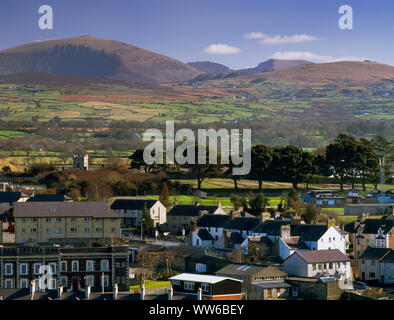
130, 280, 170, 291
146, 195, 281, 207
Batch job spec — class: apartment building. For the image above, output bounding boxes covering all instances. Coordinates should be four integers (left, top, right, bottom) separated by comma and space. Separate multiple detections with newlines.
14, 202, 122, 243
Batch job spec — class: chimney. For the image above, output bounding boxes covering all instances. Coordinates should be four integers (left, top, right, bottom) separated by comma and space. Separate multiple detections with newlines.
197, 287, 202, 300
217, 201, 221, 208
327, 219, 336, 229
113, 283, 118, 300
84, 285, 91, 300
260, 212, 270, 222
280, 225, 291, 240
168, 286, 173, 300
140, 284, 145, 300
57, 285, 63, 299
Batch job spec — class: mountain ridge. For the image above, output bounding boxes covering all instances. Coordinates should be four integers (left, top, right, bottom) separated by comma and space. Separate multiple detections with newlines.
0, 36, 201, 84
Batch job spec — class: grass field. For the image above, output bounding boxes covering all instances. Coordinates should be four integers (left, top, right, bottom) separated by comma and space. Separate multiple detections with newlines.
129, 280, 170, 291
146, 195, 281, 207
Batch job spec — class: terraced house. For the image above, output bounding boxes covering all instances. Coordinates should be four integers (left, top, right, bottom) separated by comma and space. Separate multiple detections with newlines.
0, 242, 130, 292
14, 202, 122, 243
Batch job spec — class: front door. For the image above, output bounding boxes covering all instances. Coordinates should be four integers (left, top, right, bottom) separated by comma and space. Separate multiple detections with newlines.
72, 278, 79, 291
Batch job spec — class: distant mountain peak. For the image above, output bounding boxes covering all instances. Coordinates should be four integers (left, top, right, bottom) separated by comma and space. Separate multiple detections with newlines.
0, 36, 201, 84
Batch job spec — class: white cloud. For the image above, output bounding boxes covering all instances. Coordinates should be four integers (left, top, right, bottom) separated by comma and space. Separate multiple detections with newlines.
261, 34, 320, 44
271, 51, 366, 62
244, 32, 320, 44
243, 32, 267, 39
203, 44, 241, 55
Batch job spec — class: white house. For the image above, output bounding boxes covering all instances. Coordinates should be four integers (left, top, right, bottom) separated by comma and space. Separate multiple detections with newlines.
110, 199, 167, 228
284, 249, 352, 281
196, 214, 232, 241
359, 248, 394, 284
275, 224, 347, 261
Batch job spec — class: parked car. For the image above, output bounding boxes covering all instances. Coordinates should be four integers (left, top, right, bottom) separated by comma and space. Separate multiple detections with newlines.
353, 281, 370, 290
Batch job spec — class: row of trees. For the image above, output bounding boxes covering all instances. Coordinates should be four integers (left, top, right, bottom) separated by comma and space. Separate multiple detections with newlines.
130, 134, 393, 190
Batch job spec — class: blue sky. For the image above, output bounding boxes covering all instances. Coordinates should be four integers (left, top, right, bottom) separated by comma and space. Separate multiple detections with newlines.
1, 0, 394, 69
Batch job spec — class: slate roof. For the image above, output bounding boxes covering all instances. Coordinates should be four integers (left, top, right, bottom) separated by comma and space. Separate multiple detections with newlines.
216, 264, 286, 278
253, 220, 291, 235
291, 224, 328, 241
27, 194, 72, 202
168, 205, 219, 217
229, 232, 245, 244
14, 202, 121, 218
197, 214, 231, 228
252, 281, 292, 289
283, 236, 309, 250
111, 199, 158, 210
359, 248, 392, 261
0, 192, 27, 203
288, 249, 350, 263
380, 250, 394, 263
360, 219, 394, 234
197, 229, 215, 241
225, 217, 260, 231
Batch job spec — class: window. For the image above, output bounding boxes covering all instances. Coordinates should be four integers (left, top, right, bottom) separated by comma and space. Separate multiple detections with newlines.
72, 261, 79, 272
201, 283, 210, 292
96, 218, 103, 222
184, 281, 195, 290
30, 218, 37, 223
49, 263, 57, 275
30, 228, 37, 233
56, 228, 62, 234
371, 260, 375, 266
95, 228, 103, 233
46, 228, 51, 234
61, 261, 67, 272
70, 227, 77, 233
56, 218, 62, 223
20, 278, 29, 289
60, 276, 68, 287
21, 218, 26, 223
5, 263, 13, 275
84, 217, 90, 223
34, 263, 42, 275
172, 280, 181, 286
103, 275, 110, 287
85, 228, 90, 233
20, 263, 28, 275
5, 279, 14, 289
86, 260, 94, 272
71, 218, 77, 222
46, 218, 52, 223
369, 272, 375, 278
111, 227, 117, 233
49, 279, 57, 290
312, 264, 316, 271
318, 264, 322, 270
85, 275, 94, 287
101, 260, 109, 272
21, 228, 26, 234
111, 218, 117, 222
329, 263, 333, 269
